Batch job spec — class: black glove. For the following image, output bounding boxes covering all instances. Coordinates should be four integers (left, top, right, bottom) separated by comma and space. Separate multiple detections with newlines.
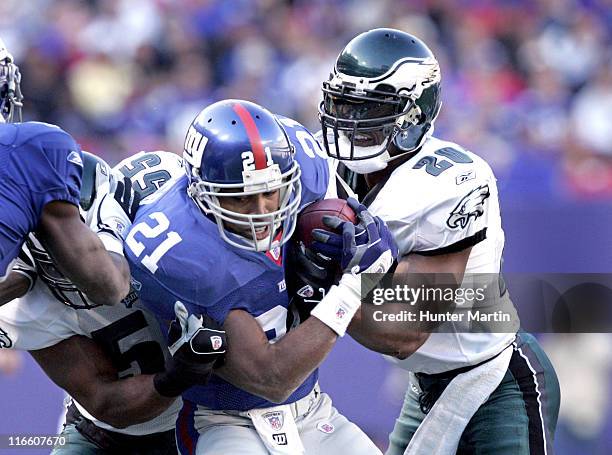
286, 240, 337, 322
154, 302, 227, 397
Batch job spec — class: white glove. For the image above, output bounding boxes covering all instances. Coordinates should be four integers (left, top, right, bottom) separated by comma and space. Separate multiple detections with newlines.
85, 169, 140, 255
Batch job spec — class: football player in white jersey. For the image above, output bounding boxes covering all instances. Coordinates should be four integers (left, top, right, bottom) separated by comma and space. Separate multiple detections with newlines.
0, 150, 226, 454
307, 29, 560, 454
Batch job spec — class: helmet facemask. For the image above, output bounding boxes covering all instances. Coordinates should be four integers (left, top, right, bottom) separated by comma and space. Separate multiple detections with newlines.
188, 156, 302, 252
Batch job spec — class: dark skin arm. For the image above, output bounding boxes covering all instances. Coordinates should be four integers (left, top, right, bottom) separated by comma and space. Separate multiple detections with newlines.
348, 247, 472, 359
29, 335, 175, 429
215, 309, 337, 403
36, 201, 130, 306
0, 272, 30, 306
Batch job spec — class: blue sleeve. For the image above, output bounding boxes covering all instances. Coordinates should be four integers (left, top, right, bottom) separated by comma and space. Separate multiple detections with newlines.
275, 116, 329, 208
9, 126, 83, 214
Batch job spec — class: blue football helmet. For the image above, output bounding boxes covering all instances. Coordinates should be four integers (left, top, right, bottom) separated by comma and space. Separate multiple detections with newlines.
0, 38, 23, 123
184, 99, 302, 252
319, 28, 441, 174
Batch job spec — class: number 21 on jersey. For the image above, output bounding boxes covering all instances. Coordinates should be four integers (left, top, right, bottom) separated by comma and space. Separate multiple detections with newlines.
126, 212, 182, 273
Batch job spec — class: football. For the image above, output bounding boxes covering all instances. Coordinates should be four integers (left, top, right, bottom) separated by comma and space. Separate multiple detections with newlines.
296, 198, 358, 248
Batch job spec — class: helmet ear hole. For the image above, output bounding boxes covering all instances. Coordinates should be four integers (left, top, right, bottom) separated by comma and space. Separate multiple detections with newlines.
374, 83, 395, 94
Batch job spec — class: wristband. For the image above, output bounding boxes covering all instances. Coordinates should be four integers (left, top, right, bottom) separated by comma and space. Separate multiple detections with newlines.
310, 272, 361, 337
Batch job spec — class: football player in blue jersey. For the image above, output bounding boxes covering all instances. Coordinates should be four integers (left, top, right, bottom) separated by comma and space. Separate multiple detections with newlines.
0, 38, 132, 307
125, 99, 397, 454
1, 150, 226, 454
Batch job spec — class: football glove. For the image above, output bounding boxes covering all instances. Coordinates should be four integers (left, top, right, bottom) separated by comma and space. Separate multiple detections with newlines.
311, 198, 398, 275
85, 169, 141, 255
154, 301, 227, 397
286, 241, 337, 322
309, 198, 398, 336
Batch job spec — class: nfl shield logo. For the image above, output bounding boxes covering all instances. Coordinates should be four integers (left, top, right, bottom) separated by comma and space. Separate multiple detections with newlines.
210, 335, 223, 351
297, 285, 314, 298
263, 411, 284, 430
269, 245, 281, 261
316, 422, 335, 434
336, 308, 346, 319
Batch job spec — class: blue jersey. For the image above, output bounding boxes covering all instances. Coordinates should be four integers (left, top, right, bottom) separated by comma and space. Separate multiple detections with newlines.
126, 119, 328, 411
0, 122, 82, 278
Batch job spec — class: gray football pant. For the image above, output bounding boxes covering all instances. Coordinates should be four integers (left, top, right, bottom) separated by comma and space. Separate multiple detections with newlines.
193, 390, 381, 454
386, 332, 560, 455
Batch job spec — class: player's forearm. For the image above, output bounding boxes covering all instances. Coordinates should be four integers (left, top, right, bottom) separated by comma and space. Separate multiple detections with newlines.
81, 375, 176, 429
218, 318, 337, 403
264, 317, 337, 400
0, 272, 30, 306
348, 308, 429, 359
39, 202, 130, 305
80, 250, 131, 306
51, 237, 130, 306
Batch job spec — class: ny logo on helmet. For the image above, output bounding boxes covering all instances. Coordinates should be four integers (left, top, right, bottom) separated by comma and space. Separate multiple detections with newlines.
447, 185, 490, 230
184, 126, 208, 168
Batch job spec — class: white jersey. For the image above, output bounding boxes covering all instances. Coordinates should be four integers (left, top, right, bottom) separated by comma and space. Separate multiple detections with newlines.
0, 150, 185, 435
115, 150, 184, 200
0, 283, 182, 435
331, 136, 518, 373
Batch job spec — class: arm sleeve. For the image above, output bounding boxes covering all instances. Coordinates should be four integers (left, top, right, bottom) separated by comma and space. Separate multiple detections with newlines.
10, 129, 83, 212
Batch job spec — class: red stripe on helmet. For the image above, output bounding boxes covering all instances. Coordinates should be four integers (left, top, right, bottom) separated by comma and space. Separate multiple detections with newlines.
233, 103, 267, 170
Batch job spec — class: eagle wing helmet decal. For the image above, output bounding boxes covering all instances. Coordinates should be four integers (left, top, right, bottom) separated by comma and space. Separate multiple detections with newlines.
447, 184, 490, 229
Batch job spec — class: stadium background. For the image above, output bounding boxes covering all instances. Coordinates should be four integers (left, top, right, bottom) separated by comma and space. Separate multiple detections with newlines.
1, 0, 611, 453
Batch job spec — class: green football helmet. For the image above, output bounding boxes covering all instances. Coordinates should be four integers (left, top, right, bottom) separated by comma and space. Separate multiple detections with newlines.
319, 28, 442, 174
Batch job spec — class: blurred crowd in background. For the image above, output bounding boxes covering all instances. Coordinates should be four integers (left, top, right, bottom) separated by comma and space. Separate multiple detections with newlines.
1, 0, 612, 453
1, 0, 611, 199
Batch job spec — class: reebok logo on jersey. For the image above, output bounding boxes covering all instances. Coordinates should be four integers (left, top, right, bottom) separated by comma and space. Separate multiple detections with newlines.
447, 185, 490, 229
67, 151, 83, 167
456, 170, 475, 185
